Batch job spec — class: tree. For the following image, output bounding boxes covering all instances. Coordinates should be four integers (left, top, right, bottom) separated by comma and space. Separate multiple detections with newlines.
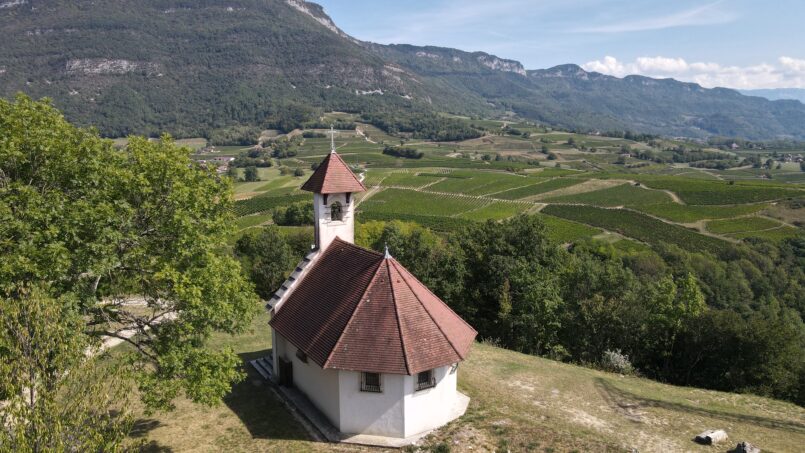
293, 167, 305, 177
244, 165, 260, 181
0, 95, 259, 413
0, 287, 135, 450
235, 226, 297, 300
226, 165, 239, 180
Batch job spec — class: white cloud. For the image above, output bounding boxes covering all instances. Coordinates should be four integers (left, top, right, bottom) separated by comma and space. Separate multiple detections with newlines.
574, 1, 736, 33
581, 55, 805, 89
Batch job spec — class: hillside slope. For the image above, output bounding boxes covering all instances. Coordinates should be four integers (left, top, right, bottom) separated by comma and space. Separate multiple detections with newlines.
0, 0, 492, 136
134, 308, 805, 452
4, 0, 805, 140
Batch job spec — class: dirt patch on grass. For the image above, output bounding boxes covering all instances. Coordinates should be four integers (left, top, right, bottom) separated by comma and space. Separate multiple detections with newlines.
533, 179, 623, 200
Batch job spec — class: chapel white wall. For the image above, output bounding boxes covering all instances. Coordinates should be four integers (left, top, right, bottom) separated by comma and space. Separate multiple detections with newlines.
313, 192, 355, 249
338, 370, 406, 437
283, 337, 341, 426
403, 365, 458, 437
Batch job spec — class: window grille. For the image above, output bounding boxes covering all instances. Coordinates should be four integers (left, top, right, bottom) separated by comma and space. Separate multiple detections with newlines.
415, 369, 436, 391
361, 372, 382, 392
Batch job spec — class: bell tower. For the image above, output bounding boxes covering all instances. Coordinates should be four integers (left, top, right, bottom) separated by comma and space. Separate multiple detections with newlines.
300, 127, 366, 250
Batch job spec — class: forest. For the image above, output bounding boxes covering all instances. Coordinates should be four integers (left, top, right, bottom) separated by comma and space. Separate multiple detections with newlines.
237, 217, 805, 406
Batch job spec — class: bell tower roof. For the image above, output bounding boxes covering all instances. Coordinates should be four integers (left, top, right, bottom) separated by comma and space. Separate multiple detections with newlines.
301, 147, 366, 195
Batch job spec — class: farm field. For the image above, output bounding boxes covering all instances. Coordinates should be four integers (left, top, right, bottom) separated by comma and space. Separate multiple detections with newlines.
542, 205, 730, 254
222, 122, 803, 251
544, 183, 672, 206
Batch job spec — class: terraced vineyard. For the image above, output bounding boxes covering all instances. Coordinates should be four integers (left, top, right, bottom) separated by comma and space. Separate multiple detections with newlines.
222, 121, 803, 252
545, 183, 672, 206
542, 204, 730, 254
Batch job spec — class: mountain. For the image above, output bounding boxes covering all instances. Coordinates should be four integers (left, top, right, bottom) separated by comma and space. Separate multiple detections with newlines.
3, 0, 805, 141
740, 88, 805, 104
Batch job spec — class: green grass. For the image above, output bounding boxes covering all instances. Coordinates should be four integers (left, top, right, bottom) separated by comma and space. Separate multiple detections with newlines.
637, 203, 767, 222
543, 205, 729, 254
233, 213, 273, 231
705, 217, 784, 234
730, 226, 803, 241
495, 178, 585, 200
536, 213, 602, 243
131, 314, 805, 452
544, 183, 672, 206
233, 194, 309, 217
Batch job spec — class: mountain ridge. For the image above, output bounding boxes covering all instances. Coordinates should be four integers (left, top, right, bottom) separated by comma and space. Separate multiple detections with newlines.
2, 0, 805, 140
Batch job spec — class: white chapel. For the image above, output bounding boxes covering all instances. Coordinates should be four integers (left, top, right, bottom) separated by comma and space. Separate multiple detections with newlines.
265, 135, 477, 441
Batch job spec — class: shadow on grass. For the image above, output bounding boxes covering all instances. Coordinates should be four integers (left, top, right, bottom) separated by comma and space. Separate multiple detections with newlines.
594, 377, 805, 434
223, 349, 313, 442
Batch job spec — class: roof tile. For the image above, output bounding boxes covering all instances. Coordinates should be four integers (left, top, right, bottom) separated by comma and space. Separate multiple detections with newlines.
270, 238, 476, 375
300, 152, 366, 194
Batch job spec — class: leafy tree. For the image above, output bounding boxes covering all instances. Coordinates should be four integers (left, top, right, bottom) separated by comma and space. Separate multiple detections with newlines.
235, 226, 297, 300
0, 287, 136, 450
0, 95, 259, 412
244, 165, 260, 181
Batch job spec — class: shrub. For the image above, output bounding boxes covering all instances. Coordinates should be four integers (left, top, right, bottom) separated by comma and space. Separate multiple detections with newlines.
601, 349, 634, 374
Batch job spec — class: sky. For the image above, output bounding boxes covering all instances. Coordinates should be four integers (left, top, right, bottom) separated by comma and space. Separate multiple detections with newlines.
315, 0, 805, 89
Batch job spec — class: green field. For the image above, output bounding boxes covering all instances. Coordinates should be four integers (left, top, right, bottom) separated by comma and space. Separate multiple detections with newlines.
545, 183, 672, 206
543, 205, 729, 253
637, 203, 767, 222
706, 216, 784, 234
495, 178, 585, 200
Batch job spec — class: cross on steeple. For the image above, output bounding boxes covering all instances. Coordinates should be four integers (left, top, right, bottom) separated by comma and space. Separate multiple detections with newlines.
328, 125, 337, 153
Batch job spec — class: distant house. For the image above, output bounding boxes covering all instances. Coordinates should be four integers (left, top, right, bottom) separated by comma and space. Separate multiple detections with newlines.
731, 142, 740, 150
267, 144, 476, 441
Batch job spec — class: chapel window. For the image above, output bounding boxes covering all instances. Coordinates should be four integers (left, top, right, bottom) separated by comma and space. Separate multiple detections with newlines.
361, 372, 382, 393
415, 369, 436, 391
331, 201, 343, 221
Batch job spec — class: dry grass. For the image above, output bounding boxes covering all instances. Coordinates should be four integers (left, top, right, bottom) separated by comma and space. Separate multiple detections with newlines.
130, 310, 805, 452
531, 179, 623, 200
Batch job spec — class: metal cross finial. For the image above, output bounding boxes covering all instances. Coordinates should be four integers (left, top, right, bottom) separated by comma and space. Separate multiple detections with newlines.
328, 125, 336, 153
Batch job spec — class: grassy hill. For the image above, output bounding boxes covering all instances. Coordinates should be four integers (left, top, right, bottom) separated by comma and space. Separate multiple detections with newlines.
5, 1, 805, 139
131, 306, 805, 452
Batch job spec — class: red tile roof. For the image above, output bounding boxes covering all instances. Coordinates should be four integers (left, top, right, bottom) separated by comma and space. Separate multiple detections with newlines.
301, 152, 366, 194
270, 238, 477, 375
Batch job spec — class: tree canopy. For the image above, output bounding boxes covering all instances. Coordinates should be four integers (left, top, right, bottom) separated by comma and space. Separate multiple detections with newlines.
0, 95, 259, 418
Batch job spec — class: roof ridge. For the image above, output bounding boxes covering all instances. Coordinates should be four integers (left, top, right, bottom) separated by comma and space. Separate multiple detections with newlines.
330, 237, 384, 258
390, 259, 469, 361
389, 259, 412, 375
322, 254, 386, 369
393, 258, 477, 335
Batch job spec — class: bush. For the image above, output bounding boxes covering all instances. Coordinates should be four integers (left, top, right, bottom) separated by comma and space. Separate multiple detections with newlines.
601, 349, 635, 374
382, 145, 424, 159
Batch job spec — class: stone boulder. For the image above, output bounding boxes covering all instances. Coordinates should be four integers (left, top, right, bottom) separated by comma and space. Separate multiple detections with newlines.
694, 429, 728, 445
733, 441, 760, 453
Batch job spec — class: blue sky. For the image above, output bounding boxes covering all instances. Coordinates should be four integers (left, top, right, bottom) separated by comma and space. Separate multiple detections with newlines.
315, 0, 805, 89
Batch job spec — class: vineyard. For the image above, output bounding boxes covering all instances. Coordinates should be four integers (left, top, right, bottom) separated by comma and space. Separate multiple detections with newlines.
636, 203, 767, 222
542, 205, 730, 253
233, 193, 308, 217
494, 178, 585, 200
545, 183, 672, 206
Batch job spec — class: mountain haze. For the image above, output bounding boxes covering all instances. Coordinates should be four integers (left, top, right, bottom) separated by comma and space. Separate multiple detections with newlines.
2, 0, 805, 140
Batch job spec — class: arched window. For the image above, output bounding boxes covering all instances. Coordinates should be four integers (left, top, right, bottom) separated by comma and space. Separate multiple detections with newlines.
330, 201, 343, 221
